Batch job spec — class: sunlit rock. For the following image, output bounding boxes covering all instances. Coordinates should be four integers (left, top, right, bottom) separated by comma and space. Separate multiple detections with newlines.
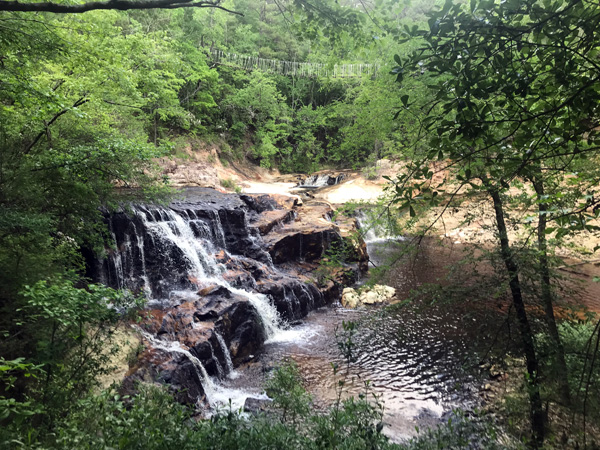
342, 284, 396, 308
360, 284, 396, 304
341, 287, 360, 308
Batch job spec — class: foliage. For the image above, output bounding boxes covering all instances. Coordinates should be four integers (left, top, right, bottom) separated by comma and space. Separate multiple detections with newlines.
265, 359, 311, 424
220, 178, 242, 193
406, 411, 510, 450
1, 0, 578, 447
0, 358, 42, 430
19, 324, 505, 449
538, 319, 600, 419
313, 237, 359, 287
389, 0, 600, 444
41, 384, 508, 449
0, 279, 143, 444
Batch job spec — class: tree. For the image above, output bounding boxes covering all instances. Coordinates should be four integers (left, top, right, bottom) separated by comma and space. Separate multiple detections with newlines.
392, 0, 600, 445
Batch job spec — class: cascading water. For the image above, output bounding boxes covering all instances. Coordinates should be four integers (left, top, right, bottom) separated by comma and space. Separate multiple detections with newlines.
132, 204, 286, 334
215, 331, 237, 379
132, 222, 152, 299
355, 210, 404, 244
139, 329, 261, 411
94, 191, 326, 411
299, 173, 345, 187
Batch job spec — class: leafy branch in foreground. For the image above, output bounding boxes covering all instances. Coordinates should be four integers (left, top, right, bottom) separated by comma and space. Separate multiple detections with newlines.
0, 0, 242, 14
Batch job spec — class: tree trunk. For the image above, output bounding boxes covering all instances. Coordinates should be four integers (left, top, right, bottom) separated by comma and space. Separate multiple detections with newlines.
532, 176, 571, 406
489, 186, 545, 447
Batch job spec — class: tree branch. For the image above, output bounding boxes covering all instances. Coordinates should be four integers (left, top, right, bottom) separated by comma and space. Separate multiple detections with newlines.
0, 0, 242, 14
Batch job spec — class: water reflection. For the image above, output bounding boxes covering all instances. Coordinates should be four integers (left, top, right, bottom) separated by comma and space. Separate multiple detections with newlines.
226, 238, 491, 442
286, 239, 489, 440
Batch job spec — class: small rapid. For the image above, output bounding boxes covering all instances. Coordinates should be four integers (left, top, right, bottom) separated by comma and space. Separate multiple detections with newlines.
298, 173, 346, 188
355, 209, 405, 244
139, 330, 265, 411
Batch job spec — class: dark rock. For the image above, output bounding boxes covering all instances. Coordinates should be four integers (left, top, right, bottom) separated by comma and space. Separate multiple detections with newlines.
216, 301, 266, 365
198, 285, 232, 298
244, 397, 272, 414
239, 194, 278, 213
194, 310, 219, 321
85, 187, 366, 407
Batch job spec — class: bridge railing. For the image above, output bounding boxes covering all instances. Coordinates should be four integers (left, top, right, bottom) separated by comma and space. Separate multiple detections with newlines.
209, 49, 380, 79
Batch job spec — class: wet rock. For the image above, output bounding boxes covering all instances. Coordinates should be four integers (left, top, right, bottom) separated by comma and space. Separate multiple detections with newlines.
216, 301, 266, 365
256, 276, 325, 321
253, 209, 296, 235
198, 285, 232, 298
261, 203, 344, 263
299, 172, 346, 187
122, 347, 207, 407
239, 194, 278, 213
86, 187, 367, 407
244, 397, 272, 414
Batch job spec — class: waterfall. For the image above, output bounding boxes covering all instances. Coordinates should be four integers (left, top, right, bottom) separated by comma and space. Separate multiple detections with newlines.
215, 331, 237, 379
300, 173, 345, 187
139, 329, 216, 405
355, 210, 404, 244
229, 287, 281, 340
139, 329, 264, 411
108, 230, 124, 290
133, 205, 284, 339
103, 202, 288, 348
97, 196, 325, 410
132, 222, 152, 299
136, 206, 218, 283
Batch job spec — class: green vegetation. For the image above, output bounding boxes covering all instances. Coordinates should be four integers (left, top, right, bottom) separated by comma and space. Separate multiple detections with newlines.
388, 0, 600, 446
2, 0, 600, 448
0, 362, 505, 450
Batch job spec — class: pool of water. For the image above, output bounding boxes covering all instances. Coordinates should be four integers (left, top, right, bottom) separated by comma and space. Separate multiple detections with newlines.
216, 238, 497, 442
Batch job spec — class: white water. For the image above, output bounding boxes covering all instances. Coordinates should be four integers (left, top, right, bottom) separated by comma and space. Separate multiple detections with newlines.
128, 206, 305, 410
136, 206, 288, 340
109, 230, 124, 290
355, 210, 405, 244
137, 206, 216, 281
215, 331, 238, 379
132, 222, 152, 298
139, 329, 266, 411
139, 329, 215, 403
300, 173, 345, 187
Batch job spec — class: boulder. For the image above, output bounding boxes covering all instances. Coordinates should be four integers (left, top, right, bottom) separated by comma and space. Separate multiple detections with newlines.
341, 287, 360, 308
359, 284, 396, 304
341, 285, 396, 308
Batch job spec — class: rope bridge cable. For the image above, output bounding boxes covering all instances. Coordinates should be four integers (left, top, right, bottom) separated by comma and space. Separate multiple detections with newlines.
209, 49, 380, 79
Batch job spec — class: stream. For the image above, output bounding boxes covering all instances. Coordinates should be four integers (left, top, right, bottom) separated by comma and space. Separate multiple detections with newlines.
92, 189, 491, 443
214, 235, 487, 442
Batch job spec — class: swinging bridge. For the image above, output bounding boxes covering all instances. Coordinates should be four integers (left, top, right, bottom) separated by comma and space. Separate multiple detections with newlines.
210, 49, 380, 79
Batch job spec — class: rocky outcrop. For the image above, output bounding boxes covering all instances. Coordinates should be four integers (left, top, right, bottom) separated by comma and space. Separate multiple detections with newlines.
88, 188, 367, 407
262, 203, 342, 263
